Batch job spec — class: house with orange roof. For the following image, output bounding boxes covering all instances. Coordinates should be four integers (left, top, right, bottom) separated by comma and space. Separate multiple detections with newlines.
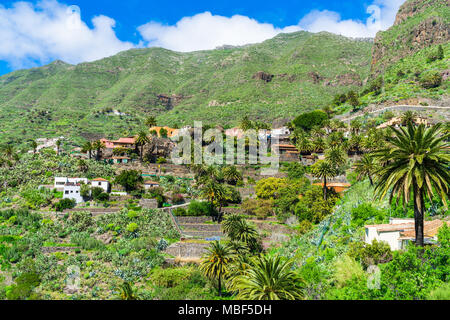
365, 219, 449, 251
312, 182, 352, 194
90, 178, 111, 193
144, 180, 160, 190
149, 126, 179, 138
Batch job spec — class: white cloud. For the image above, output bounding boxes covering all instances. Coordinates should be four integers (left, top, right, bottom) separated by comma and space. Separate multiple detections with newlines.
138, 1, 405, 52
299, 0, 406, 38
138, 11, 301, 52
0, 0, 134, 69
0, 0, 406, 70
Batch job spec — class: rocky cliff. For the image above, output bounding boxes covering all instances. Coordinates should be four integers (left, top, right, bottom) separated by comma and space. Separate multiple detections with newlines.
371, 0, 449, 75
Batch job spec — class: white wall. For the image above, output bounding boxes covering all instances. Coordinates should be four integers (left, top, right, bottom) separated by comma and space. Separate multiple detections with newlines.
63, 185, 83, 204
365, 227, 402, 251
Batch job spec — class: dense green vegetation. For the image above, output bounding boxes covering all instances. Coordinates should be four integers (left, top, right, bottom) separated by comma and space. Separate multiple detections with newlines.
0, 31, 372, 146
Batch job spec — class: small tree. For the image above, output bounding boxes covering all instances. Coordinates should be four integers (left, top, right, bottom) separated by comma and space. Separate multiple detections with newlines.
114, 170, 143, 192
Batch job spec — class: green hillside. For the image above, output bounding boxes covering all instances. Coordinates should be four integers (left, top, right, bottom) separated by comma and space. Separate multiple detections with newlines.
362, 0, 449, 105
0, 31, 372, 145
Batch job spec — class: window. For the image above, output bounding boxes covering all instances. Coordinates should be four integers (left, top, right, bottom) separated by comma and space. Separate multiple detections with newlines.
65, 191, 69, 194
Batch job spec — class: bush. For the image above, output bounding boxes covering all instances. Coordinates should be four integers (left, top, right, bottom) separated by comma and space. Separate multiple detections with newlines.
293, 110, 328, 131
126, 223, 139, 233
187, 201, 215, 216
427, 282, 450, 300
420, 71, 442, 89
171, 194, 184, 205
348, 240, 393, 269
172, 208, 187, 216
350, 203, 386, 227
55, 198, 76, 212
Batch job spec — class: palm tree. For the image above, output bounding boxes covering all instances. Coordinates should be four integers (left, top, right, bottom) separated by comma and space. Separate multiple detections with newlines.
81, 141, 94, 159
230, 255, 304, 300
77, 159, 88, 173
372, 123, 449, 247
135, 131, 150, 162
292, 129, 313, 154
30, 140, 38, 155
92, 140, 105, 161
355, 154, 378, 186
350, 119, 362, 135
222, 214, 246, 236
145, 116, 157, 128
240, 116, 253, 131
222, 165, 242, 185
325, 145, 347, 167
311, 160, 337, 201
200, 179, 228, 222
401, 111, 417, 126
200, 241, 234, 297
55, 139, 62, 155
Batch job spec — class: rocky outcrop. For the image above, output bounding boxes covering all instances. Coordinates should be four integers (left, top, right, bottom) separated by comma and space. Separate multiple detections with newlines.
371, 0, 450, 75
323, 73, 362, 87
252, 71, 274, 83
157, 94, 187, 109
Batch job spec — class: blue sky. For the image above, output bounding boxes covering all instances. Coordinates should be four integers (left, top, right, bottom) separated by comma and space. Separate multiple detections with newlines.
0, 0, 405, 75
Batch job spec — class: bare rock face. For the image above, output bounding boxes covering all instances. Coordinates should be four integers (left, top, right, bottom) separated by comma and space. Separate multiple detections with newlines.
323, 73, 362, 87
157, 94, 187, 109
252, 71, 274, 83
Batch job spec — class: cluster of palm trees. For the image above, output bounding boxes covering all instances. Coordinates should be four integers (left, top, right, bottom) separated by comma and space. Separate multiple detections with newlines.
81, 140, 105, 161
200, 214, 304, 299
300, 112, 449, 247
192, 164, 243, 222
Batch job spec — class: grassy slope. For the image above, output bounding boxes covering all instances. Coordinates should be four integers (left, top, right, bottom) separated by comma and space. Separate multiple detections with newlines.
363, 0, 449, 104
0, 31, 372, 145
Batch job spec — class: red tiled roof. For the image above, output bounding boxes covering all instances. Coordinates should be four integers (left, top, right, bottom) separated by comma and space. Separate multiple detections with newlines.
114, 137, 135, 144
92, 178, 108, 182
144, 181, 160, 185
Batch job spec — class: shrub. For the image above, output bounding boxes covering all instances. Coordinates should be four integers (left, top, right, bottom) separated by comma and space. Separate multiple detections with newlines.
293, 110, 328, 131
348, 240, 393, 269
350, 203, 386, 227
172, 208, 187, 216
55, 198, 76, 212
126, 223, 139, 233
420, 71, 442, 89
171, 194, 184, 205
187, 201, 215, 217
427, 282, 450, 300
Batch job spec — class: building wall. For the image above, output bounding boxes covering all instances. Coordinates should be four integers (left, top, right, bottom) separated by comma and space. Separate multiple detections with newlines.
90, 181, 110, 193
365, 227, 402, 251
63, 186, 83, 204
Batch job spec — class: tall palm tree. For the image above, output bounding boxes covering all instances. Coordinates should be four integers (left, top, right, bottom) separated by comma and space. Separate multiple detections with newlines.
355, 154, 378, 186
135, 131, 150, 162
230, 255, 304, 300
200, 241, 234, 297
293, 129, 313, 154
311, 160, 337, 201
325, 145, 347, 167
222, 214, 246, 236
145, 116, 157, 128
92, 140, 105, 161
30, 140, 38, 155
81, 141, 94, 159
200, 179, 228, 222
373, 123, 449, 247
55, 139, 62, 155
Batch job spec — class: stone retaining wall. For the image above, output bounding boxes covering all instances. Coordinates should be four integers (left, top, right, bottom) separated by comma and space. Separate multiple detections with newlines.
175, 216, 212, 224
41, 246, 80, 253
164, 242, 210, 258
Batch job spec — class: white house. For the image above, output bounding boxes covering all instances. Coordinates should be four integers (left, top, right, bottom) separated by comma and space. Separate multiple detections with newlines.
365, 219, 449, 251
54, 177, 88, 190
63, 183, 84, 204
271, 127, 290, 136
144, 180, 160, 190
90, 178, 111, 193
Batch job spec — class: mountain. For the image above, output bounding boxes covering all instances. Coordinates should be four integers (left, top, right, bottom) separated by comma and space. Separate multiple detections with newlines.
361, 0, 449, 106
0, 31, 372, 145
